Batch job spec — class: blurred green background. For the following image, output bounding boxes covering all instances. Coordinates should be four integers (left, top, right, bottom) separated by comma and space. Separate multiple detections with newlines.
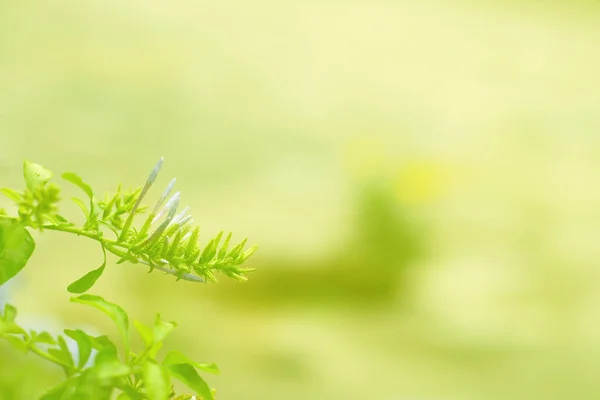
2, 0, 600, 399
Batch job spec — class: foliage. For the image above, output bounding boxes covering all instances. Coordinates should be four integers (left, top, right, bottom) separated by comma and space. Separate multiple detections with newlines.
0, 159, 258, 399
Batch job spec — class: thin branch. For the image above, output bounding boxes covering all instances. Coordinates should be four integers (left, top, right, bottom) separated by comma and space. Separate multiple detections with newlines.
41, 224, 204, 283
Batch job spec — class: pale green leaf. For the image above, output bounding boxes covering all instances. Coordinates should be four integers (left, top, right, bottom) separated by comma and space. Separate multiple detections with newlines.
31, 331, 56, 345
71, 197, 89, 218
71, 294, 129, 355
92, 344, 132, 380
23, 160, 53, 191
227, 238, 247, 260
166, 363, 213, 400
143, 360, 171, 400
134, 320, 153, 347
67, 245, 107, 294
62, 172, 94, 200
64, 329, 93, 368
153, 314, 177, 344
162, 350, 219, 374
0, 188, 22, 202
39, 377, 78, 400
47, 336, 75, 375
0, 218, 35, 286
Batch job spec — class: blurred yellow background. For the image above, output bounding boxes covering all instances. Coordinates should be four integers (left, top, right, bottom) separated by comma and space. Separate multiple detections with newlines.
2, 0, 600, 399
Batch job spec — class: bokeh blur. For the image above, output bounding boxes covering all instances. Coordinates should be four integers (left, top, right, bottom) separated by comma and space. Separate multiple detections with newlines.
2, 0, 600, 399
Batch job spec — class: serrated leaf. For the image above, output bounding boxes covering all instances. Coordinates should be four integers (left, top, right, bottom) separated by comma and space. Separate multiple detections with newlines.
23, 160, 53, 191
217, 232, 232, 260
143, 360, 171, 400
227, 238, 247, 260
102, 192, 119, 219
162, 350, 220, 374
167, 230, 183, 258
185, 226, 200, 256
204, 231, 223, 262
199, 239, 214, 264
186, 248, 201, 265
166, 363, 213, 400
67, 245, 107, 294
71, 295, 129, 356
64, 329, 93, 369
238, 244, 258, 263
0, 218, 35, 286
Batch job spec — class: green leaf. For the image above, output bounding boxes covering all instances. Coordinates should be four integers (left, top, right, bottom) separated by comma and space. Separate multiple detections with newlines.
4, 335, 28, 352
203, 231, 223, 262
23, 160, 53, 191
0, 218, 35, 286
62, 172, 94, 200
39, 377, 78, 400
30, 330, 57, 345
134, 320, 153, 347
67, 245, 107, 294
162, 350, 220, 374
166, 363, 213, 400
64, 329, 93, 368
92, 344, 132, 380
136, 314, 177, 359
0, 188, 22, 202
89, 334, 114, 351
143, 360, 171, 400
199, 239, 215, 264
71, 197, 89, 217
63, 172, 95, 222
0, 303, 23, 339
2, 303, 17, 322
217, 232, 232, 260
71, 294, 129, 356
47, 336, 75, 376
73, 369, 113, 400
153, 314, 177, 344
54, 214, 71, 225
238, 244, 258, 263
227, 238, 247, 260
116, 386, 145, 400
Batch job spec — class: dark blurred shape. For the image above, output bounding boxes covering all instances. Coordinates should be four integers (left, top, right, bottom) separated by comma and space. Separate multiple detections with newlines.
210, 178, 427, 308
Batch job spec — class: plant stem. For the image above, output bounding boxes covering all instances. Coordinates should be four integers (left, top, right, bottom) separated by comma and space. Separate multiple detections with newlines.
40, 225, 204, 283
29, 343, 77, 373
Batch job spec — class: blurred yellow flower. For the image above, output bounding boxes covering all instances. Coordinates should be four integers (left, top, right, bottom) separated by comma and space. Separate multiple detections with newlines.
394, 161, 454, 205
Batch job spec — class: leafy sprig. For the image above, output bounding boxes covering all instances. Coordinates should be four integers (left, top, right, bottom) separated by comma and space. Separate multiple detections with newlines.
0, 158, 258, 399
0, 296, 217, 400
0, 159, 258, 292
